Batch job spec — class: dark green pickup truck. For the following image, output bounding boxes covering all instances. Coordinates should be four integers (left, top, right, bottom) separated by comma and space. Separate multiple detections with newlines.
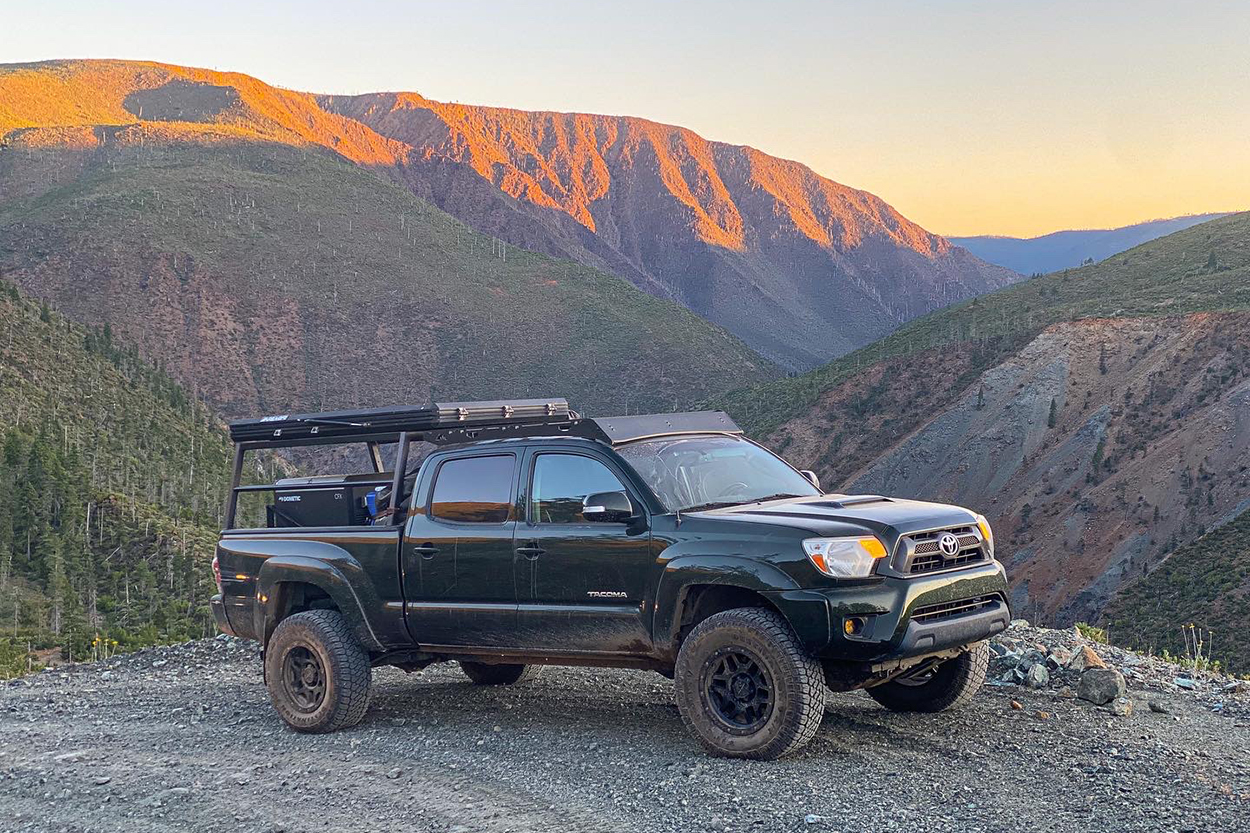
211, 399, 1009, 759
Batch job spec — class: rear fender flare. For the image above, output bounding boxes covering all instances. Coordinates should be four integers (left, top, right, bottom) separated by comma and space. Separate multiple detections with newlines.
255, 556, 385, 652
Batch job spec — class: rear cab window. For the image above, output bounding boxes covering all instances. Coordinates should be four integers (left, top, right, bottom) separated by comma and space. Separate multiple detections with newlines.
429, 454, 517, 523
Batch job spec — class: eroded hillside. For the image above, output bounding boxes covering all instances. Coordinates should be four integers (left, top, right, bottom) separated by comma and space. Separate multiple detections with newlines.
770, 313, 1250, 625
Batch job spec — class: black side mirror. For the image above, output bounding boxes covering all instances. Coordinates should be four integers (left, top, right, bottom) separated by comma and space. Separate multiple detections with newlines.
583, 490, 634, 523
800, 470, 820, 490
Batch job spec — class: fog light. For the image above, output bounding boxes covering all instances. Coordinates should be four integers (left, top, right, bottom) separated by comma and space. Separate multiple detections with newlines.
844, 617, 866, 636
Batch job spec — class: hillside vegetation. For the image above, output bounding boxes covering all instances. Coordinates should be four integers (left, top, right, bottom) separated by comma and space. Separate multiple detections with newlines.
0, 131, 774, 420
720, 210, 1250, 436
1102, 507, 1250, 674
0, 279, 231, 676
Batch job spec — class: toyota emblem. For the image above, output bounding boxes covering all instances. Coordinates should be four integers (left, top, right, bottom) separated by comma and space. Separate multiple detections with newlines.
938, 532, 961, 557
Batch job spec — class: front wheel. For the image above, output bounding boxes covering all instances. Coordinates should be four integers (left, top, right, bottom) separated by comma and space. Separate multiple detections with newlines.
674, 608, 826, 760
264, 610, 372, 732
866, 641, 989, 713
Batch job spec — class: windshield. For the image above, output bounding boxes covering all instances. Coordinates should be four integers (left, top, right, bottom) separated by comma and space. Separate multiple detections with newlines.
615, 435, 820, 512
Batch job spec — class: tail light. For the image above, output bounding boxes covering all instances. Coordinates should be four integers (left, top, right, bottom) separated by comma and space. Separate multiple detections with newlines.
211, 552, 222, 592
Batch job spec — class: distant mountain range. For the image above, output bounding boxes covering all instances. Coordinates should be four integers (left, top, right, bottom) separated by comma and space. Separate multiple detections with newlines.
950, 213, 1233, 275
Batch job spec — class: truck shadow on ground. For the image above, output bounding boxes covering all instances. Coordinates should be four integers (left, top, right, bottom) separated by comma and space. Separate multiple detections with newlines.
357, 667, 995, 763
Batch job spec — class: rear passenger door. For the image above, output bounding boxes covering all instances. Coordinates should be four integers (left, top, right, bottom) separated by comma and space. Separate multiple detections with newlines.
513, 450, 655, 653
401, 452, 520, 648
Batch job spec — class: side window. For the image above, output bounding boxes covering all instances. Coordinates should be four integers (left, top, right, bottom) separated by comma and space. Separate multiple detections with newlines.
430, 455, 516, 523
531, 454, 626, 524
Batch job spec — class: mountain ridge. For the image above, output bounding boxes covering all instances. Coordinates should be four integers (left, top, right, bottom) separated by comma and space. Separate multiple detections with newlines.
0, 60, 776, 420
321, 88, 1019, 367
951, 213, 1234, 275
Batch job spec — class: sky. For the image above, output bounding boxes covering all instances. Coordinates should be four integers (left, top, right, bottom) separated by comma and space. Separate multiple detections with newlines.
3, 0, 1248, 237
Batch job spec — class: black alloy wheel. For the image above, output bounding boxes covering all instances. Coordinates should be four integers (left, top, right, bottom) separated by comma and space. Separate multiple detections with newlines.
283, 645, 327, 712
702, 648, 774, 733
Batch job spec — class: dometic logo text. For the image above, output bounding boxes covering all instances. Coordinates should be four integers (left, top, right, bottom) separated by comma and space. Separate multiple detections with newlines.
278, 495, 302, 502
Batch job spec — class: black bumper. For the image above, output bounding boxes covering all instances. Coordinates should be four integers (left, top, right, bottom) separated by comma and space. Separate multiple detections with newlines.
894, 597, 1010, 655
765, 560, 1011, 662
210, 593, 237, 637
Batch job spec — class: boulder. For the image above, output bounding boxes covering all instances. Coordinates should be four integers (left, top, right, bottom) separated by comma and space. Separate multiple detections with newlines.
1067, 645, 1108, 672
1046, 647, 1073, 669
1110, 697, 1134, 717
1077, 669, 1126, 705
1025, 663, 1050, 689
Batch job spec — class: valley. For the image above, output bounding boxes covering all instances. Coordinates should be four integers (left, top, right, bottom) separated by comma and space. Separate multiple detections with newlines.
0, 57, 1247, 675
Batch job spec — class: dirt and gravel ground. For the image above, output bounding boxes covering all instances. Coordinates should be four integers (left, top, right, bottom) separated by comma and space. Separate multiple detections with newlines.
2, 629, 1248, 833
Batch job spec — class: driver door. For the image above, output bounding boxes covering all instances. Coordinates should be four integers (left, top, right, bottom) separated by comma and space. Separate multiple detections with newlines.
513, 450, 655, 653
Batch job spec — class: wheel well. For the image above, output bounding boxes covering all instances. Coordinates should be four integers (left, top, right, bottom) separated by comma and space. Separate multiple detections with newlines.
674, 584, 781, 648
268, 581, 340, 638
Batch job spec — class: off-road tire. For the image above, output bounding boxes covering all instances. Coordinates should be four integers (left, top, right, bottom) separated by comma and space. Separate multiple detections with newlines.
866, 641, 989, 713
459, 662, 544, 685
674, 607, 825, 760
264, 610, 372, 732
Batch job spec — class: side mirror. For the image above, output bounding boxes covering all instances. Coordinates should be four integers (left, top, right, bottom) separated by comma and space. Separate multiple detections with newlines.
582, 490, 635, 523
800, 470, 820, 490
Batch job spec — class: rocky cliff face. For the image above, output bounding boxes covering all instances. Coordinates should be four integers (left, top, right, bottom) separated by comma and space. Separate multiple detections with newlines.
770, 313, 1250, 625
318, 93, 1020, 369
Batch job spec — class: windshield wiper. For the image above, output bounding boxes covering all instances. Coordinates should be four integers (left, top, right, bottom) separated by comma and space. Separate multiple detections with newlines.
678, 493, 804, 514
678, 500, 741, 514
748, 493, 805, 504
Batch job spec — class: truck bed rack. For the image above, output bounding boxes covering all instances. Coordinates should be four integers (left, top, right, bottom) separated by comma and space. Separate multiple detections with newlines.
228, 398, 581, 448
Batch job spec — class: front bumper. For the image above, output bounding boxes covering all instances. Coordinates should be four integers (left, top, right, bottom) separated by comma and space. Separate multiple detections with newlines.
210, 593, 238, 637
764, 560, 1010, 662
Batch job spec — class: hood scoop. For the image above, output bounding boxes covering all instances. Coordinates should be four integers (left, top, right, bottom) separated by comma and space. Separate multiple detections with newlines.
812, 495, 892, 509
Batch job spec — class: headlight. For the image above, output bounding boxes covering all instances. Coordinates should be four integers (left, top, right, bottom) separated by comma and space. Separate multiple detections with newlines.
974, 513, 994, 556
803, 537, 887, 578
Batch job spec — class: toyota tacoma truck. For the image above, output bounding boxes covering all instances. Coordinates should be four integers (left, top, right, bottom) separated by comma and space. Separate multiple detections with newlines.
211, 398, 1010, 759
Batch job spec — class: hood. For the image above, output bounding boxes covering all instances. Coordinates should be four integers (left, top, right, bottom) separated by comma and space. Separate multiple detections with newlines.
690, 493, 979, 542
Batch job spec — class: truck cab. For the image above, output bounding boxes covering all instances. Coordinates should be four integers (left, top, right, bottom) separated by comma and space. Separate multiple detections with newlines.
212, 399, 1009, 759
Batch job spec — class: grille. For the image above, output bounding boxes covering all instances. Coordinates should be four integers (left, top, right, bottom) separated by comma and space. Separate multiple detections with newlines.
912, 595, 1002, 624
901, 525, 988, 574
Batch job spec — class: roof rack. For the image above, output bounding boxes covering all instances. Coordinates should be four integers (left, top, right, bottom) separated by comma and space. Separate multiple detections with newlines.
228, 398, 582, 448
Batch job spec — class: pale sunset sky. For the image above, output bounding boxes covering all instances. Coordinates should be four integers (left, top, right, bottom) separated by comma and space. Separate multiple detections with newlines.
2, 0, 1247, 237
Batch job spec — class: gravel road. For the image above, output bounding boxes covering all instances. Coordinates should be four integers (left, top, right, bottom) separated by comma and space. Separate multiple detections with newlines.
2, 634, 1248, 833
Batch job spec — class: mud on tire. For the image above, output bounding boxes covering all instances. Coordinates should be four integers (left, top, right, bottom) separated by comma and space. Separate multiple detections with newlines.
866, 641, 989, 713
674, 607, 825, 760
264, 609, 372, 732
459, 662, 544, 685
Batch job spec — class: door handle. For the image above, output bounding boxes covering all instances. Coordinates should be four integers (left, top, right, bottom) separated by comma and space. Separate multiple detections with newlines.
412, 543, 439, 558
516, 542, 546, 560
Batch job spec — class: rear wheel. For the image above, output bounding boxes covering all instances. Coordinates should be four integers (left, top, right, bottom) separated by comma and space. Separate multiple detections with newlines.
866, 641, 989, 712
674, 607, 825, 760
459, 661, 544, 685
265, 610, 372, 732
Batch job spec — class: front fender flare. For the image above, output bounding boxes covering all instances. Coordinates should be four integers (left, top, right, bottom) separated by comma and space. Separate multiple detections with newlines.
653, 556, 828, 654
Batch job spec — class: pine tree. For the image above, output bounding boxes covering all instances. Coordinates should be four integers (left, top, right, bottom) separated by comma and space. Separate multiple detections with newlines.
1047, 397, 1058, 428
